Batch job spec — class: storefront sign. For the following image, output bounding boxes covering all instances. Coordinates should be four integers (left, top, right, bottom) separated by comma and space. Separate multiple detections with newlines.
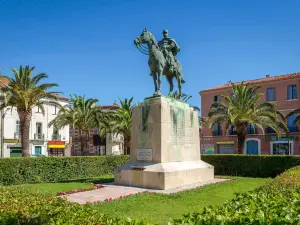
265, 136, 294, 142
216, 141, 234, 145
4, 139, 20, 143
48, 140, 65, 149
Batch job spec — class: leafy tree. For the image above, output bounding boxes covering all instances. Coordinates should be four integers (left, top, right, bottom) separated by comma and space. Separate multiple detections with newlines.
110, 97, 134, 155
0, 65, 59, 157
49, 95, 107, 155
208, 83, 288, 154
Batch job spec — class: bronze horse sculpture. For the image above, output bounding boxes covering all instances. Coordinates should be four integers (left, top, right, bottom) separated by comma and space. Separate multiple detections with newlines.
134, 29, 184, 96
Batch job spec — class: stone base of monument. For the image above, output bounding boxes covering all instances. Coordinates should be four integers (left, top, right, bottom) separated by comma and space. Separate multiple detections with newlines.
115, 96, 214, 190
115, 161, 213, 190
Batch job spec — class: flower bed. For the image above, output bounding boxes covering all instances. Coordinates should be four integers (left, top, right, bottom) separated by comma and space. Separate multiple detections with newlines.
56, 184, 105, 196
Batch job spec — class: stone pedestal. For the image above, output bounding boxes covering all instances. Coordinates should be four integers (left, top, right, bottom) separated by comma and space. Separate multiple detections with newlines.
115, 96, 214, 190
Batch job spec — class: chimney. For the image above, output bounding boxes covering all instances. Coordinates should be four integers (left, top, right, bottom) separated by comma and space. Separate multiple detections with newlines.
266, 74, 271, 78
228, 80, 232, 84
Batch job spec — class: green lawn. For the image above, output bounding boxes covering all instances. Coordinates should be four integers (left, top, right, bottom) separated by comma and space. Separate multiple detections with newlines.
6, 175, 269, 224
92, 177, 269, 224
7, 174, 114, 195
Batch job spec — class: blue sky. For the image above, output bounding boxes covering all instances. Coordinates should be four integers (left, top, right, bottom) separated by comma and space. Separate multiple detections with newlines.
1, 0, 300, 108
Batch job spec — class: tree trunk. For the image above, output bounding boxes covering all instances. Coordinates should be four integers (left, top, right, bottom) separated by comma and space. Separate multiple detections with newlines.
236, 122, 248, 154
79, 130, 87, 156
124, 135, 131, 155
18, 109, 32, 157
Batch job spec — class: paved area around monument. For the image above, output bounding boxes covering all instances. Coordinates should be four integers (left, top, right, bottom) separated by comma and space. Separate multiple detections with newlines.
63, 178, 229, 204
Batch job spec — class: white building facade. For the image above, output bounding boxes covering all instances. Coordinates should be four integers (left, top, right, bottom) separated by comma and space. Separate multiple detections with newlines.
2, 95, 70, 157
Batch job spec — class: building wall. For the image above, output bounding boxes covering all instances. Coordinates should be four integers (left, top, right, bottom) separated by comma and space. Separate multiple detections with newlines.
200, 76, 300, 155
106, 133, 124, 155
2, 98, 70, 157
70, 129, 124, 156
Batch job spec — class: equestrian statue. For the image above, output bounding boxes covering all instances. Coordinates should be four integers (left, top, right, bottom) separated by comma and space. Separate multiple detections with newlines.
134, 29, 185, 96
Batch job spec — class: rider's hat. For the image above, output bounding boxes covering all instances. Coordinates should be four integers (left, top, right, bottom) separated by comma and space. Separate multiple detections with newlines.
163, 29, 168, 34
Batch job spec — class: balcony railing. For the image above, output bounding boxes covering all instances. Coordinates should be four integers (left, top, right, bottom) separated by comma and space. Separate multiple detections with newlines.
14, 132, 21, 139
52, 134, 61, 140
34, 133, 45, 140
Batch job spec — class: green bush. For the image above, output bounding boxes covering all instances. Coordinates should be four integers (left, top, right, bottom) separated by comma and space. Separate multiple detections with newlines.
0, 156, 129, 185
171, 166, 300, 225
0, 186, 154, 225
1, 155, 299, 185
201, 154, 300, 177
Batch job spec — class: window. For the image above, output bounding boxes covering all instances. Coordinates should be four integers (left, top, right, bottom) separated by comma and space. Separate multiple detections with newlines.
266, 88, 276, 101
53, 105, 57, 115
36, 106, 41, 113
213, 123, 221, 136
48, 149, 65, 156
213, 95, 221, 102
229, 125, 236, 135
36, 122, 42, 134
248, 124, 256, 134
272, 142, 292, 155
287, 85, 297, 100
265, 127, 276, 134
287, 113, 298, 132
15, 120, 21, 136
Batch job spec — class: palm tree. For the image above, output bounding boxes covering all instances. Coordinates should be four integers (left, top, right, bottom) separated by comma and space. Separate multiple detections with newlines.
208, 82, 288, 154
49, 95, 105, 155
0, 65, 59, 157
110, 97, 134, 155
286, 109, 300, 131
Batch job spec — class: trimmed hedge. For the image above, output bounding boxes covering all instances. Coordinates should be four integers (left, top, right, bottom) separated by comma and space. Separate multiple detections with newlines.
1, 155, 299, 185
0, 156, 129, 185
201, 154, 300, 178
171, 166, 300, 224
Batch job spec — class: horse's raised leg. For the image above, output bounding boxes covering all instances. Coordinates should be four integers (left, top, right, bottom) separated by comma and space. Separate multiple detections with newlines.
166, 75, 174, 95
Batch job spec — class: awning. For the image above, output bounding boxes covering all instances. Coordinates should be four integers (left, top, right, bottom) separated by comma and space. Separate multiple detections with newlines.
49, 144, 65, 149
216, 141, 234, 145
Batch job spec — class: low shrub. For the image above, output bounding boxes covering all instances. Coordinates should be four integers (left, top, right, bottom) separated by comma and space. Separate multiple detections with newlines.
201, 154, 300, 177
0, 155, 129, 185
0, 186, 154, 225
171, 166, 300, 224
1, 154, 299, 185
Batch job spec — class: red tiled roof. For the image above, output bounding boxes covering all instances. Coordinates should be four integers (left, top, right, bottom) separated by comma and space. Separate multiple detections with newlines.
100, 105, 119, 110
200, 72, 300, 93
50, 93, 69, 101
0, 77, 9, 88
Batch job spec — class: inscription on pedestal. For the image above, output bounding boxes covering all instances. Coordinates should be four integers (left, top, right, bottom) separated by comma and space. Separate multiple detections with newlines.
172, 115, 193, 145
137, 149, 152, 161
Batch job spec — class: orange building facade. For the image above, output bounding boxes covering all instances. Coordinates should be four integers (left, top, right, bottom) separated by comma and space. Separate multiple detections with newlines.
200, 73, 300, 155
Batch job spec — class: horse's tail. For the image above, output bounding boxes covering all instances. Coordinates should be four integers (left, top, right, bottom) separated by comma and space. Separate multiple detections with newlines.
176, 61, 185, 83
